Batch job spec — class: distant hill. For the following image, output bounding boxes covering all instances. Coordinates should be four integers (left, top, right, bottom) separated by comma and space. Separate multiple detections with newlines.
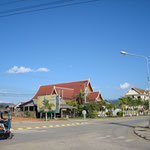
106, 99, 118, 105
0, 103, 14, 106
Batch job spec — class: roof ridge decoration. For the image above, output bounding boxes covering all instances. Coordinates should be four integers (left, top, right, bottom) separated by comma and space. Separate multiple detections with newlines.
40, 80, 89, 87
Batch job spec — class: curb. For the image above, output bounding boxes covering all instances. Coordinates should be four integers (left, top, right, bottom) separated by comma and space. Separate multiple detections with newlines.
10, 122, 88, 132
133, 127, 150, 141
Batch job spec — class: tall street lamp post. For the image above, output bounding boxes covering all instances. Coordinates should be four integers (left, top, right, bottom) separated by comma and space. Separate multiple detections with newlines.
120, 51, 150, 128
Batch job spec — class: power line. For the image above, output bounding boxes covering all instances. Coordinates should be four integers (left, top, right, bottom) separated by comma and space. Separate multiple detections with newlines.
0, 0, 29, 6
0, 0, 73, 14
0, 0, 100, 18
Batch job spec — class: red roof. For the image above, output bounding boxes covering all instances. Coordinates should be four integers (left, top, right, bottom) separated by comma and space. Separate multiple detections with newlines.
87, 92, 99, 100
32, 80, 90, 100
55, 87, 74, 100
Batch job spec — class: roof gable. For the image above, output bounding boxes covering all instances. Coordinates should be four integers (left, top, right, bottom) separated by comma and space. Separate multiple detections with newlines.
125, 87, 148, 96
32, 80, 89, 100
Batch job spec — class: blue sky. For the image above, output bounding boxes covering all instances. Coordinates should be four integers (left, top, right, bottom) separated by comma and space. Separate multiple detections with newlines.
0, 0, 150, 103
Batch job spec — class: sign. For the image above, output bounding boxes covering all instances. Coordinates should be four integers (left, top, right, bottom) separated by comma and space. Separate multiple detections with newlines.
82, 110, 87, 119
82, 110, 87, 115
37, 95, 60, 113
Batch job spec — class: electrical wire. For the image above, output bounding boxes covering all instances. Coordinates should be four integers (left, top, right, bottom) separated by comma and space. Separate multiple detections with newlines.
0, 0, 73, 14
0, 0, 100, 18
0, 0, 29, 6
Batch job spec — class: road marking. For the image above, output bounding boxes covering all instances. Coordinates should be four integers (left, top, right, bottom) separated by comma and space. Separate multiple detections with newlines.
124, 139, 134, 142
11, 122, 88, 132
115, 136, 125, 139
35, 127, 40, 129
55, 125, 60, 127
96, 135, 111, 139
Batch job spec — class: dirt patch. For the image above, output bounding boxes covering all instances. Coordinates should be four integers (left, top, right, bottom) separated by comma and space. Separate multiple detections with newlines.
11, 116, 58, 122
12, 116, 43, 122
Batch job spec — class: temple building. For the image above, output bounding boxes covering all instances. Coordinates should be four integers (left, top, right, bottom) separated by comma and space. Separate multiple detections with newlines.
20, 79, 103, 118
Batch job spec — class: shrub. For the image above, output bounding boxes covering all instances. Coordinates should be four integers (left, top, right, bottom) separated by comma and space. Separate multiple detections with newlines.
87, 112, 97, 118
24, 111, 30, 117
117, 111, 123, 117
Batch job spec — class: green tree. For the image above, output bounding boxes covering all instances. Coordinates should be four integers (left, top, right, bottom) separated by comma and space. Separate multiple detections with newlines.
143, 100, 149, 110
40, 99, 54, 121
0, 105, 4, 108
76, 89, 85, 104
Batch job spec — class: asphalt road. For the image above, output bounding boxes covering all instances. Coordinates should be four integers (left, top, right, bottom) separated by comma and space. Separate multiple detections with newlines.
0, 116, 150, 150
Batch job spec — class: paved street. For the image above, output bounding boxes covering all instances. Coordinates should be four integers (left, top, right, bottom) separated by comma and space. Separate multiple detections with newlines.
0, 116, 150, 150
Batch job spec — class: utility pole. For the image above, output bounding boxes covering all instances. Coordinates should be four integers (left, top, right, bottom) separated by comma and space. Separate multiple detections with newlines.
84, 82, 87, 103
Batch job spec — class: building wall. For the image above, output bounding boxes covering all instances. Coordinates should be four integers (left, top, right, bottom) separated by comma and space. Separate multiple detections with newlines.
86, 84, 93, 93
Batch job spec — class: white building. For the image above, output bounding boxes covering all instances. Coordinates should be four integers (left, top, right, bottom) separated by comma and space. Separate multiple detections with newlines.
125, 87, 148, 100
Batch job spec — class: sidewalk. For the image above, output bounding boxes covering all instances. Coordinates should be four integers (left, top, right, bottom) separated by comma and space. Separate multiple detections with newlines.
134, 122, 150, 141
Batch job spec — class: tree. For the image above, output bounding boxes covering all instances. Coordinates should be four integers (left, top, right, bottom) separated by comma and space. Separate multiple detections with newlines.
0, 105, 4, 108
76, 89, 85, 104
143, 100, 149, 110
40, 99, 54, 121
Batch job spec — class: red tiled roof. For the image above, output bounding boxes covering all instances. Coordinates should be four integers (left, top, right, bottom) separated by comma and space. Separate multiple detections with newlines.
87, 92, 99, 100
55, 87, 74, 100
32, 80, 89, 100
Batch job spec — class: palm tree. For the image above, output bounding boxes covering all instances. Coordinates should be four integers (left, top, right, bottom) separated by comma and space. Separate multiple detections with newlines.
40, 99, 54, 121
118, 97, 127, 114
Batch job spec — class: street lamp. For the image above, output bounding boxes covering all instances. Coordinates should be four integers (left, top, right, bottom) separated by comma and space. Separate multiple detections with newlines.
120, 51, 150, 128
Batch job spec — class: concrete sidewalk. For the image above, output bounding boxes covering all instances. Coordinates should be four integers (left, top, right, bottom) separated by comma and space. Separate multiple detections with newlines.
134, 122, 150, 141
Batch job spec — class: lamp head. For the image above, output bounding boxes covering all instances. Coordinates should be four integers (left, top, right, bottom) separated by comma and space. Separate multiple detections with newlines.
120, 51, 129, 55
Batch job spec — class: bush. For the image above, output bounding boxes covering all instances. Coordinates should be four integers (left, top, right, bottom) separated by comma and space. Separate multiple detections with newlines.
24, 111, 30, 117
87, 112, 97, 118
117, 111, 123, 117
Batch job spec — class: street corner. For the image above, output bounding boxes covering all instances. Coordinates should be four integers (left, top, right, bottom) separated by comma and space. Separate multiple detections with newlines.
134, 124, 150, 141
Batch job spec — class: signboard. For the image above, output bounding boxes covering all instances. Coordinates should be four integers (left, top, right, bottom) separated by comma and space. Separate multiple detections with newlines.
37, 95, 60, 113
82, 110, 87, 115
82, 110, 87, 119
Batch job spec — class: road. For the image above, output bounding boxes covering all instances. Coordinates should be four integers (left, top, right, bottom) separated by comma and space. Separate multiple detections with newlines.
0, 116, 150, 150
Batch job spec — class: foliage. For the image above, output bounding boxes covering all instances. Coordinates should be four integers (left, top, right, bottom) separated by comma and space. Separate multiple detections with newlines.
40, 99, 55, 121
0, 105, 4, 108
24, 111, 30, 117
74, 100, 115, 118
117, 111, 123, 117
40, 99, 54, 113
76, 89, 85, 104
66, 100, 77, 107
117, 97, 143, 108
143, 100, 149, 110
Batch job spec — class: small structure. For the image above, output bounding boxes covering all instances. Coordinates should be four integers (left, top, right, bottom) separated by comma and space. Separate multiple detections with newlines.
125, 87, 148, 100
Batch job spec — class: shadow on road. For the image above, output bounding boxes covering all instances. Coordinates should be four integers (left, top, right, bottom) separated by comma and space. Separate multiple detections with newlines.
0, 133, 14, 140
109, 122, 148, 129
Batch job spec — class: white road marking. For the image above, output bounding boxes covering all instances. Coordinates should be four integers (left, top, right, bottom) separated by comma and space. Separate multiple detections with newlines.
124, 139, 134, 142
115, 136, 125, 139
96, 135, 111, 139
61, 124, 66, 126
18, 128, 23, 130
